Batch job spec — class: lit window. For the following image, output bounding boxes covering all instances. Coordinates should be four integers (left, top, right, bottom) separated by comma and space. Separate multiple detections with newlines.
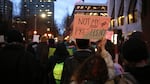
87, 6, 91, 10
77, 6, 80, 9
101, 6, 106, 10
128, 10, 137, 24
30, 0, 32, 2
111, 19, 115, 27
48, 0, 51, 2
24, 5, 27, 7
36, 5, 38, 7
118, 16, 124, 26
93, 13, 98, 16
47, 12, 52, 14
128, 14, 133, 24
41, 5, 44, 7
80, 6, 84, 9
40, 0, 42, 2
39, 9, 42, 12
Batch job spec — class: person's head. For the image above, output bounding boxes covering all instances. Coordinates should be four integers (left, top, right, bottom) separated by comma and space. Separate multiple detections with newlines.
75, 39, 90, 49
72, 53, 108, 84
5, 29, 23, 43
40, 35, 48, 43
54, 42, 69, 62
48, 38, 55, 47
122, 38, 149, 63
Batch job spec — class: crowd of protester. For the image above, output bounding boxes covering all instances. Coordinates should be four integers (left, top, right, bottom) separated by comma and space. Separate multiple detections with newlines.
0, 27, 150, 84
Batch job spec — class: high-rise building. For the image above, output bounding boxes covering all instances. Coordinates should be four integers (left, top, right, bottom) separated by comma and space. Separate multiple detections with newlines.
21, 0, 55, 36
0, 0, 13, 22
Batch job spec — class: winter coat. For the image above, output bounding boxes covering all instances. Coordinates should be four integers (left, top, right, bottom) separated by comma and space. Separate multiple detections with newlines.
0, 43, 43, 84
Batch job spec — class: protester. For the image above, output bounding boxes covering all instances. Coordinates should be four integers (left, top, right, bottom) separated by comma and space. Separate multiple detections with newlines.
26, 42, 39, 61
96, 38, 115, 80
105, 39, 124, 76
70, 53, 109, 84
122, 38, 150, 84
48, 42, 70, 84
0, 29, 44, 84
37, 35, 49, 65
36, 35, 49, 84
61, 38, 93, 84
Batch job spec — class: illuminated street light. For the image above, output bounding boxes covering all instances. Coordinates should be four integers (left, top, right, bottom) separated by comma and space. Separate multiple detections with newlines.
40, 13, 46, 18
33, 30, 37, 35
47, 28, 50, 31
34, 14, 37, 34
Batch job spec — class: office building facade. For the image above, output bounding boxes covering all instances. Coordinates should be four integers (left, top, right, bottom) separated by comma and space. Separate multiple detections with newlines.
0, 0, 13, 22
108, 0, 142, 39
21, 0, 55, 36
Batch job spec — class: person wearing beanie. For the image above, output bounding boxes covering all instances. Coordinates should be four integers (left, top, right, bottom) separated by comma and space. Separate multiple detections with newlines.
122, 38, 150, 84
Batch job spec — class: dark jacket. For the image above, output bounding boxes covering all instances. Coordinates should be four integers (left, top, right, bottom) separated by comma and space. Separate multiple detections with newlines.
0, 43, 43, 84
126, 65, 150, 84
61, 49, 92, 84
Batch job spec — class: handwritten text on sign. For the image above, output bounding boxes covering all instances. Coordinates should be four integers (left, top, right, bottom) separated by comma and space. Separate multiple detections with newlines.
72, 15, 110, 41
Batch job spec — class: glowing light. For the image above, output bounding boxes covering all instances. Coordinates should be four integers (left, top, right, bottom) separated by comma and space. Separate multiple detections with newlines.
40, 13, 46, 18
33, 30, 37, 35
113, 34, 118, 45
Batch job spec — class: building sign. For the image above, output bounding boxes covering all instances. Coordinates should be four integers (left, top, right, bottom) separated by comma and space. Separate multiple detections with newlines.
71, 14, 110, 41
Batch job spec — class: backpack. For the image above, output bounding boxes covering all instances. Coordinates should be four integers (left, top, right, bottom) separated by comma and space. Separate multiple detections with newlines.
114, 72, 138, 84
53, 62, 64, 84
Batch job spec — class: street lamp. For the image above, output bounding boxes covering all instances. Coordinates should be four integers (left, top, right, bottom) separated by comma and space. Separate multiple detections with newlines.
40, 13, 46, 18
34, 14, 37, 35
33, 13, 47, 35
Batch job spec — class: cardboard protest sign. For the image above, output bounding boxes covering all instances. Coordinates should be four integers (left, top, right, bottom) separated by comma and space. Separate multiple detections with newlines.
71, 14, 110, 42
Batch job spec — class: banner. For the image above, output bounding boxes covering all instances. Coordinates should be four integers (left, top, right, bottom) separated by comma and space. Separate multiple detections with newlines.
71, 14, 110, 42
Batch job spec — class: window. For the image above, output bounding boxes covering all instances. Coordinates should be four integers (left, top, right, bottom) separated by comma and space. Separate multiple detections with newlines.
24, 5, 27, 7
127, 0, 137, 24
30, 0, 32, 2
48, 0, 51, 2
128, 10, 137, 24
36, 5, 38, 7
111, 19, 115, 27
118, 16, 124, 26
128, 13, 133, 23
41, 5, 44, 7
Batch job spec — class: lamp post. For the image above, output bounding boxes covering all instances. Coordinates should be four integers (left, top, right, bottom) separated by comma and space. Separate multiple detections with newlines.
33, 14, 37, 35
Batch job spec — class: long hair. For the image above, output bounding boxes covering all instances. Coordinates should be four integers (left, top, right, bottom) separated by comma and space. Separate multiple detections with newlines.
71, 53, 109, 84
